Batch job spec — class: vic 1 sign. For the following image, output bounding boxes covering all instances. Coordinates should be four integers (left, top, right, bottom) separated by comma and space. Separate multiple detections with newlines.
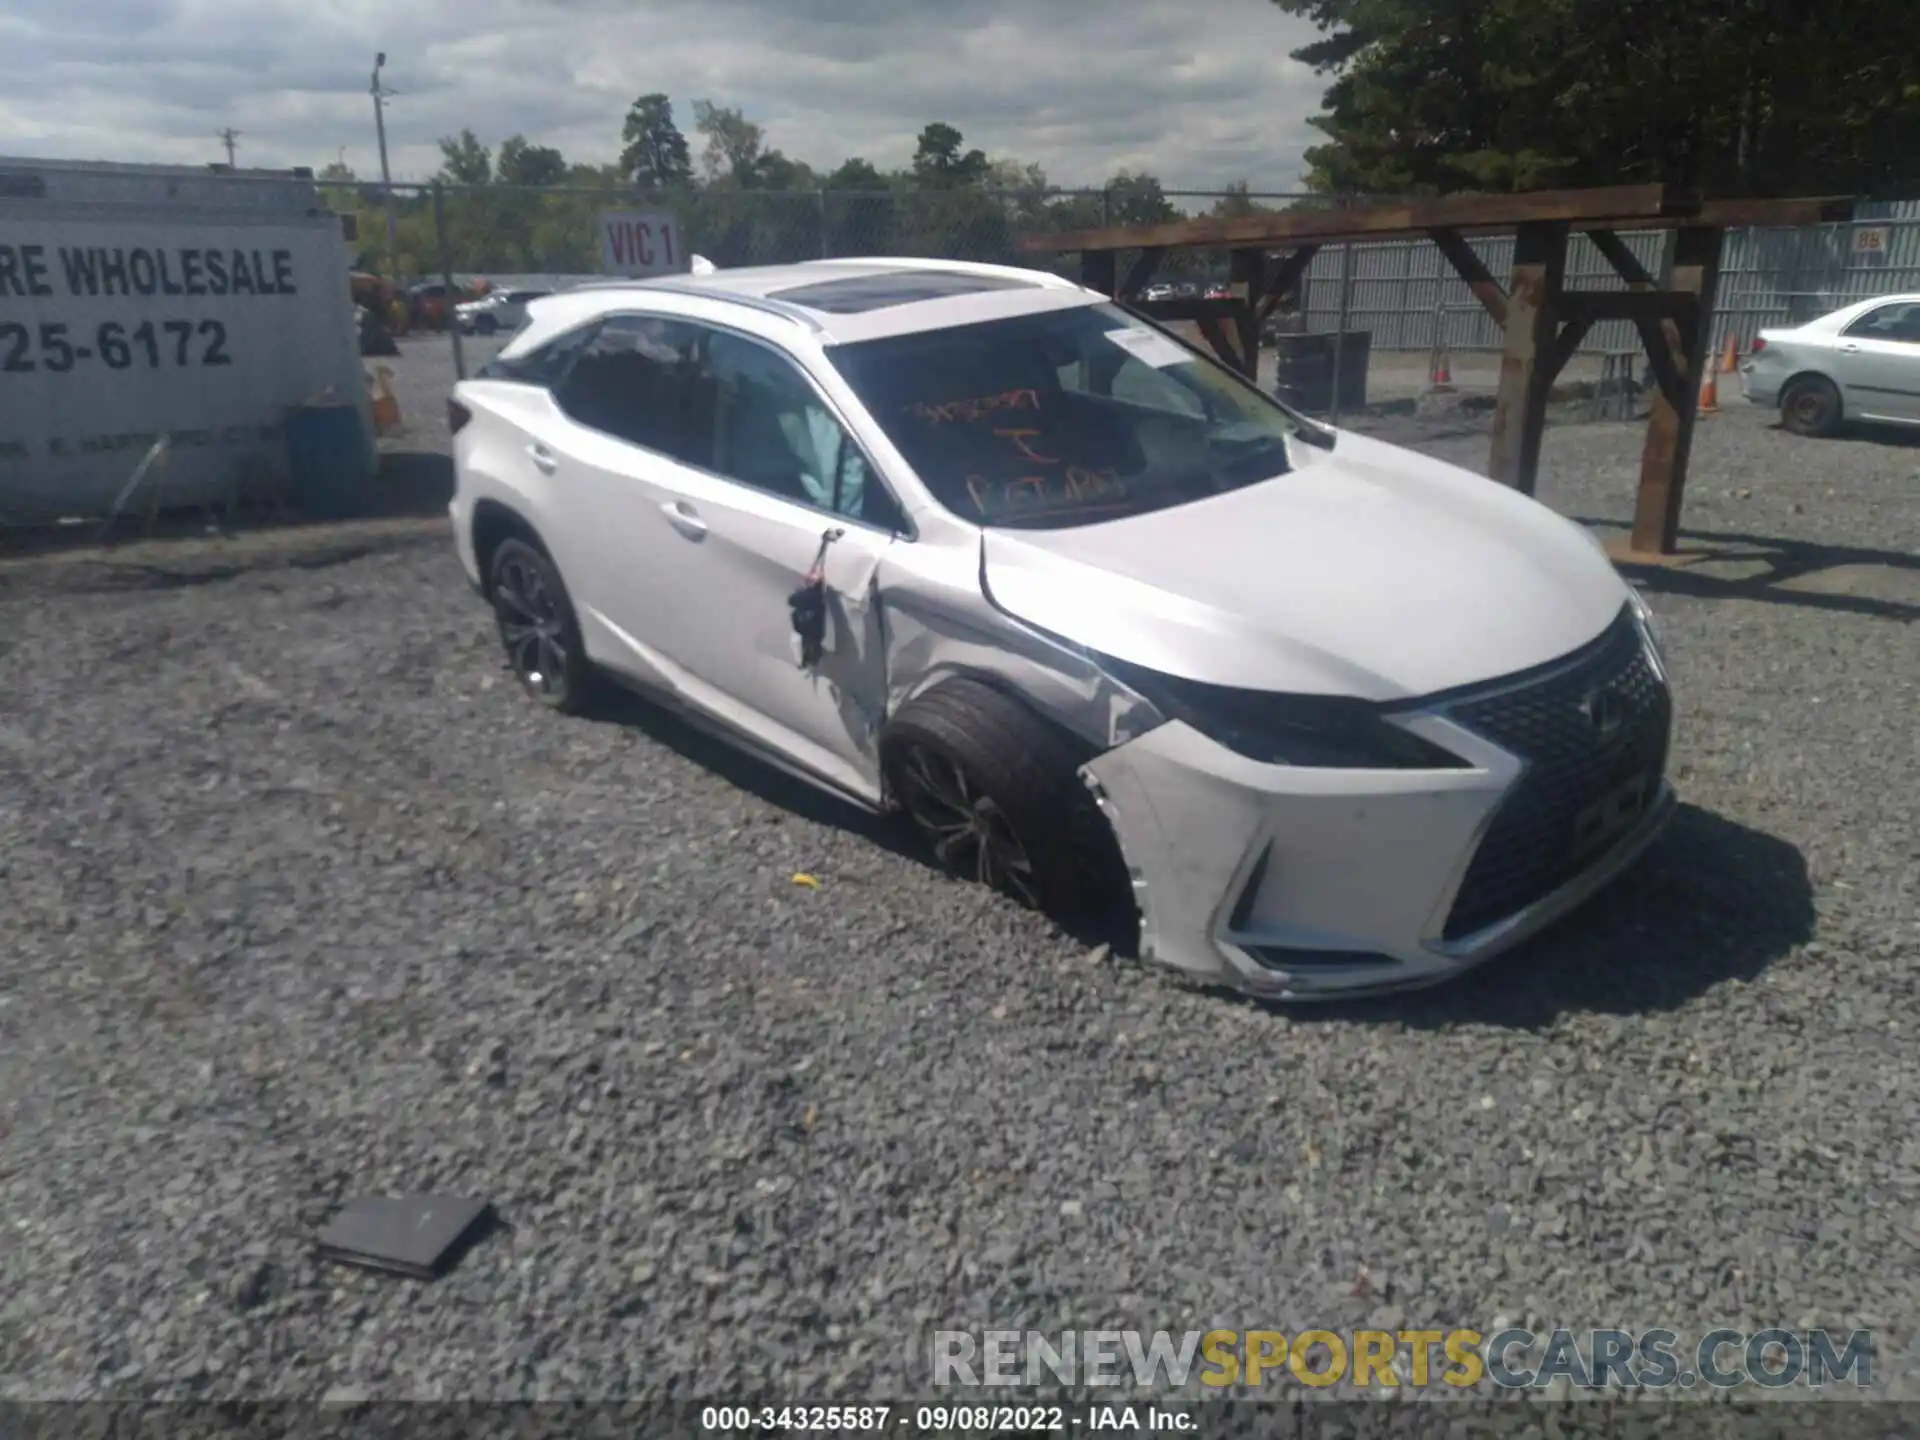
599, 212, 683, 277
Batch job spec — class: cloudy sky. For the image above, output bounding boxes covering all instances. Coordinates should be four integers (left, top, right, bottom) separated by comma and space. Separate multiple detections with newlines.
1, 0, 1331, 195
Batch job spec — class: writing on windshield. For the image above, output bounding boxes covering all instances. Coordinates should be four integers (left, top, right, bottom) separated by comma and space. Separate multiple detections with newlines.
901, 388, 1135, 520
829, 302, 1296, 530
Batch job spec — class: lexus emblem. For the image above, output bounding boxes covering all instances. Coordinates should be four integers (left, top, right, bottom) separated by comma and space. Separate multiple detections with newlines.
1579, 687, 1628, 744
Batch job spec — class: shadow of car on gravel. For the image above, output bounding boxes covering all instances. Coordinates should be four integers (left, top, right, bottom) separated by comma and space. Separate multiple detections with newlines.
581, 680, 1135, 951
1214, 802, 1814, 1028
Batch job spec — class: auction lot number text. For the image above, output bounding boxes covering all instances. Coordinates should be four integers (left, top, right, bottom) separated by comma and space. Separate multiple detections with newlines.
2, 319, 232, 373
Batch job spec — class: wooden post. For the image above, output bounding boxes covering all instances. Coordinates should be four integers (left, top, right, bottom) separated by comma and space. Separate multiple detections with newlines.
1081, 249, 1117, 298
1228, 247, 1265, 383
1488, 221, 1567, 493
1630, 224, 1723, 553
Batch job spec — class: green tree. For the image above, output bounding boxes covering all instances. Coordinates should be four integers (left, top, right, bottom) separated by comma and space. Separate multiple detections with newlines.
1209, 180, 1276, 219
911, 122, 989, 188
619, 93, 694, 188
437, 129, 494, 186
692, 100, 766, 185
496, 135, 567, 187
1104, 169, 1179, 226
822, 158, 893, 256
1272, 0, 1920, 196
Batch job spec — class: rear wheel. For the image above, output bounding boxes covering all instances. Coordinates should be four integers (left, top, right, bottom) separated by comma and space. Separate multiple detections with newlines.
476, 314, 499, 335
488, 538, 594, 713
1780, 375, 1841, 437
883, 679, 1121, 915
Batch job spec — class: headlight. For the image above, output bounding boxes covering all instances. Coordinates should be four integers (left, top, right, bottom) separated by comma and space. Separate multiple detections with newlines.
1094, 653, 1469, 770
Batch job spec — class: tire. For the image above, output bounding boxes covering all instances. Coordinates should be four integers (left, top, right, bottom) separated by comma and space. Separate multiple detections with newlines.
882, 678, 1121, 914
487, 537, 595, 713
1780, 375, 1841, 437
476, 315, 498, 335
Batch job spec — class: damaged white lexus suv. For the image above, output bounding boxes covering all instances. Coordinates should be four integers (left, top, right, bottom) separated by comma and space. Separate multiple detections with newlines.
448, 257, 1673, 999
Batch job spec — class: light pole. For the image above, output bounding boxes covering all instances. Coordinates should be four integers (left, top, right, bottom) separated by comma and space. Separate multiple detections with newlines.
371, 52, 399, 275
217, 128, 240, 167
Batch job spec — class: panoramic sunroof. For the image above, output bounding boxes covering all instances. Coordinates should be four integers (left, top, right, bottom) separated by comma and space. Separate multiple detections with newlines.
767, 269, 1036, 313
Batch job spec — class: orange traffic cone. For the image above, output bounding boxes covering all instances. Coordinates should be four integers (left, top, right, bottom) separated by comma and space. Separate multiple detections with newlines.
1720, 333, 1739, 374
1697, 362, 1719, 416
1435, 348, 1452, 386
369, 365, 403, 435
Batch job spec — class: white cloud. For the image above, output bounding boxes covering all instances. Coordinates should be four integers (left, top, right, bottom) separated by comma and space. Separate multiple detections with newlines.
2, 0, 1330, 194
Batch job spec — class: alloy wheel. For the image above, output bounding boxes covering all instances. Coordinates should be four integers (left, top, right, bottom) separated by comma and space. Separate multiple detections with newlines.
895, 743, 1040, 906
493, 552, 571, 699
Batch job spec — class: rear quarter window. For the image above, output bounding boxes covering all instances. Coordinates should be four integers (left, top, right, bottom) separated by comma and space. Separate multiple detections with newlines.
476, 323, 598, 386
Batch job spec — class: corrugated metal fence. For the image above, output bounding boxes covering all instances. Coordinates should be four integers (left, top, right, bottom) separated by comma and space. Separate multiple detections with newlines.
1296, 201, 1920, 357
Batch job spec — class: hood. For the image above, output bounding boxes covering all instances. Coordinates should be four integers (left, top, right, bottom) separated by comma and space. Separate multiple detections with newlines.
980, 430, 1628, 701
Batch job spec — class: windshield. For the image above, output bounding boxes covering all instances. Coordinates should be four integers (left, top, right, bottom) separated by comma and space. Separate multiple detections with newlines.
826, 301, 1299, 529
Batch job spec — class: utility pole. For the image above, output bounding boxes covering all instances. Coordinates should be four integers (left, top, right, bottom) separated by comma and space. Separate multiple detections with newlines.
371, 52, 399, 276
217, 128, 240, 167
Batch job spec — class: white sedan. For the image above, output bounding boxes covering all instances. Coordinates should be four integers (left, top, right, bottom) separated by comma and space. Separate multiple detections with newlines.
1741, 292, 1920, 436
447, 258, 1673, 999
456, 288, 552, 336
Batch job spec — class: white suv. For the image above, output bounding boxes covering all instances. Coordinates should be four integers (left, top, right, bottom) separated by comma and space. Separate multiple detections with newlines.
448, 257, 1674, 999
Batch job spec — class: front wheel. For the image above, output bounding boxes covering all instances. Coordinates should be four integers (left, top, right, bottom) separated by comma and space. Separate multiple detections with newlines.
488, 537, 594, 713
476, 314, 499, 335
1780, 376, 1841, 437
883, 679, 1119, 914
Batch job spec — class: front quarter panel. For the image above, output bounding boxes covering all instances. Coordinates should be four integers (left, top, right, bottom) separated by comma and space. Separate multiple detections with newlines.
876, 535, 1162, 753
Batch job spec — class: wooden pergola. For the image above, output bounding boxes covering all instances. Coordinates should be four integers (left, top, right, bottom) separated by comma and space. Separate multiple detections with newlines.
1023, 184, 1853, 555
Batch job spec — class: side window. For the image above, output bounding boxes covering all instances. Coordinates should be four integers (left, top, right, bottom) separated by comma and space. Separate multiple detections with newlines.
1844, 302, 1920, 344
706, 331, 905, 531
553, 315, 713, 464
476, 322, 597, 386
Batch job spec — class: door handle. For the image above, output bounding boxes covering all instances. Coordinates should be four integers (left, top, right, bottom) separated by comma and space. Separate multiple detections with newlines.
661, 499, 708, 539
1838, 342, 1861, 353
526, 443, 557, 474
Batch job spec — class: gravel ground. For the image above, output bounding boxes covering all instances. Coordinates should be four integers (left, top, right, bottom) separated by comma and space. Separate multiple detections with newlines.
2, 344, 1917, 1410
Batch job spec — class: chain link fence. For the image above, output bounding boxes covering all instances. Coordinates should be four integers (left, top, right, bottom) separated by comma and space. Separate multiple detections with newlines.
333, 178, 1920, 408
335, 180, 1332, 285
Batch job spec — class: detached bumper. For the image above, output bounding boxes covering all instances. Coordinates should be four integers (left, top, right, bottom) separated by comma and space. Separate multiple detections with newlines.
1081, 618, 1675, 1000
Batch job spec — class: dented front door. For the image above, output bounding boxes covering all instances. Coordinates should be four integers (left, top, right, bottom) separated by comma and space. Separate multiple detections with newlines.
651, 471, 895, 802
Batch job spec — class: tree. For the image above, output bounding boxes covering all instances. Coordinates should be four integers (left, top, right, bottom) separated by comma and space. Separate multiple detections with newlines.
619, 93, 693, 188
1104, 169, 1179, 226
912, 122, 989, 188
692, 100, 766, 185
437, 129, 493, 186
823, 157, 886, 192
1209, 180, 1275, 220
496, 135, 567, 187
1271, 0, 1920, 196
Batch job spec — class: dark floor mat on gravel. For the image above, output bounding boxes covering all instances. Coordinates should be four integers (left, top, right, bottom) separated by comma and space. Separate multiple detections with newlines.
316, 1195, 495, 1279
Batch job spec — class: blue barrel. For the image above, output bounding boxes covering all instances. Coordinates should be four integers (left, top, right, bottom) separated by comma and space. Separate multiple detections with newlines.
284, 403, 374, 519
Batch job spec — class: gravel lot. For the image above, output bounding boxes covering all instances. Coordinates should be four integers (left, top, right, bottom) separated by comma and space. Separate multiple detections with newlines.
2, 333, 1918, 1407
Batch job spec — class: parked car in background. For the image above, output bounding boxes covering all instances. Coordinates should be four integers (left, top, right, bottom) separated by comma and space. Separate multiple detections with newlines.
407, 279, 482, 332
446, 257, 1673, 1002
457, 289, 553, 335
1741, 293, 1920, 436
1139, 282, 1178, 303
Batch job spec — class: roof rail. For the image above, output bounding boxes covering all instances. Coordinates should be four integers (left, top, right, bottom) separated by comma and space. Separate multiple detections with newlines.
815, 255, 1082, 290
566, 276, 826, 333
